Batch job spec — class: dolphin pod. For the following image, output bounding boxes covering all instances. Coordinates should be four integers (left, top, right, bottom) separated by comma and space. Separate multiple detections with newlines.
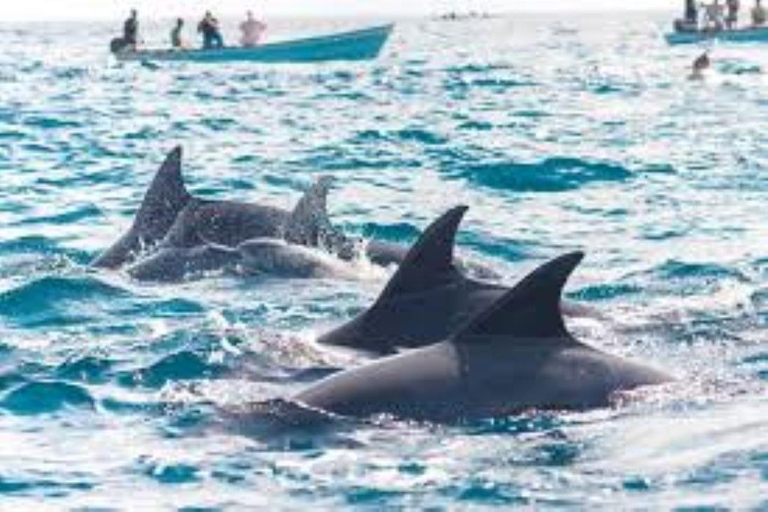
292, 251, 672, 423
93, 147, 497, 282
93, 147, 354, 279
317, 206, 598, 354
92, 149, 673, 423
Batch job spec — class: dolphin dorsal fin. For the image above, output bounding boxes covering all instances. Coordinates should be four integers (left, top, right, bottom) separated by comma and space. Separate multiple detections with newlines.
374, 206, 468, 304
284, 176, 335, 247
133, 146, 192, 238
453, 251, 584, 344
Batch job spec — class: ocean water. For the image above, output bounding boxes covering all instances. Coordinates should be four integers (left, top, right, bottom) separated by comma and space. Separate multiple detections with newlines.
1, 11, 768, 509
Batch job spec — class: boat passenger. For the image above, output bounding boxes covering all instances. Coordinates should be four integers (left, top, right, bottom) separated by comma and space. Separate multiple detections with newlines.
198, 11, 224, 49
752, 0, 767, 25
704, 0, 726, 30
123, 9, 139, 50
726, 0, 741, 28
240, 11, 267, 47
171, 18, 185, 49
685, 0, 699, 24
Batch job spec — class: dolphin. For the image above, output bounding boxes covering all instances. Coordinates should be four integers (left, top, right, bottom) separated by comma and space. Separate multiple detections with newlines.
93, 147, 497, 281
127, 237, 358, 282
92, 147, 341, 270
92, 147, 191, 268
318, 206, 596, 355
125, 244, 239, 282
125, 178, 355, 282
157, 176, 346, 252
92, 147, 357, 274
292, 252, 672, 423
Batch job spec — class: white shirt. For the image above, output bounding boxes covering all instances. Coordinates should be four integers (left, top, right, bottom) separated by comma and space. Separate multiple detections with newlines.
240, 17, 266, 47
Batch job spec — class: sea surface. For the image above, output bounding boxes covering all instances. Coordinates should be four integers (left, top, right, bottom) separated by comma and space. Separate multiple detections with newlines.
1, 11, 768, 510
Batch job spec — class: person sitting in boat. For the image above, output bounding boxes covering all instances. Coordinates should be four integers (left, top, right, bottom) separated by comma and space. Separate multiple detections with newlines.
198, 11, 224, 49
240, 11, 266, 47
703, 0, 726, 31
110, 9, 138, 54
686, 0, 699, 23
675, 0, 700, 31
752, 0, 767, 25
124, 9, 138, 50
726, 0, 741, 28
170, 18, 186, 49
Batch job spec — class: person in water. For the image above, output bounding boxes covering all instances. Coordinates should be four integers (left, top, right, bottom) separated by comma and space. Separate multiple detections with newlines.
198, 11, 224, 49
752, 0, 767, 25
240, 11, 266, 47
690, 51, 711, 80
170, 18, 185, 49
123, 9, 138, 50
726, 0, 741, 28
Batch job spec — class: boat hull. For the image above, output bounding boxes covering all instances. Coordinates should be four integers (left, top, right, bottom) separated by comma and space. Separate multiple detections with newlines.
115, 24, 394, 63
665, 26, 768, 45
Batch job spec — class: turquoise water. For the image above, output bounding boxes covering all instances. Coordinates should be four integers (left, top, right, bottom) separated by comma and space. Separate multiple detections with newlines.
2, 12, 768, 509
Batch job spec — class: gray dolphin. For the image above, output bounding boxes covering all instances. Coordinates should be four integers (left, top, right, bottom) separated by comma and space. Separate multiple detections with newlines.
93, 147, 497, 281
125, 244, 239, 282
319, 206, 596, 354
92, 147, 191, 268
92, 147, 341, 270
125, 178, 353, 282
293, 252, 672, 423
157, 176, 345, 252
128, 237, 357, 282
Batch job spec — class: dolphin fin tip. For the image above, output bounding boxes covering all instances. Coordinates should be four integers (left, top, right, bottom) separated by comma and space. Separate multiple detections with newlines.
453, 251, 585, 343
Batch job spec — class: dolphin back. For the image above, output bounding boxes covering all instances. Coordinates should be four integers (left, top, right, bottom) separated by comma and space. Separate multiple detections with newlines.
317, 206, 473, 353
283, 176, 357, 259
451, 251, 584, 344
92, 147, 191, 268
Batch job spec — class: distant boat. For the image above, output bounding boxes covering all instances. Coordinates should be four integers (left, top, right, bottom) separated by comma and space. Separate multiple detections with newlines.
113, 23, 394, 64
435, 11, 495, 21
666, 26, 768, 45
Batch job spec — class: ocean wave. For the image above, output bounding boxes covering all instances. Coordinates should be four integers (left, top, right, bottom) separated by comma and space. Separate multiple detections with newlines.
443, 157, 632, 192
0, 476, 93, 495
653, 261, 749, 282
19, 204, 101, 225
55, 354, 115, 384
117, 350, 229, 389
352, 128, 447, 146
359, 221, 420, 242
570, 283, 643, 302
0, 275, 129, 326
456, 231, 530, 264
0, 380, 95, 414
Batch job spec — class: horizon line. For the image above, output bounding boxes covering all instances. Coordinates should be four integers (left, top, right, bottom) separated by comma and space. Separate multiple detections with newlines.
0, 8, 676, 24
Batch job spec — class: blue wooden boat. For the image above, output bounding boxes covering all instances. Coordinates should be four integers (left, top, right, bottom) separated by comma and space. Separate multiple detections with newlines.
666, 26, 768, 45
114, 23, 394, 63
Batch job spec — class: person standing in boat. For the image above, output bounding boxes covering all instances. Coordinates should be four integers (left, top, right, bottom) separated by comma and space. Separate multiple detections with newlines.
123, 9, 139, 50
685, 0, 699, 24
198, 11, 224, 49
704, 0, 726, 30
752, 0, 767, 25
240, 11, 267, 47
726, 0, 741, 28
675, 0, 699, 31
170, 18, 185, 49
